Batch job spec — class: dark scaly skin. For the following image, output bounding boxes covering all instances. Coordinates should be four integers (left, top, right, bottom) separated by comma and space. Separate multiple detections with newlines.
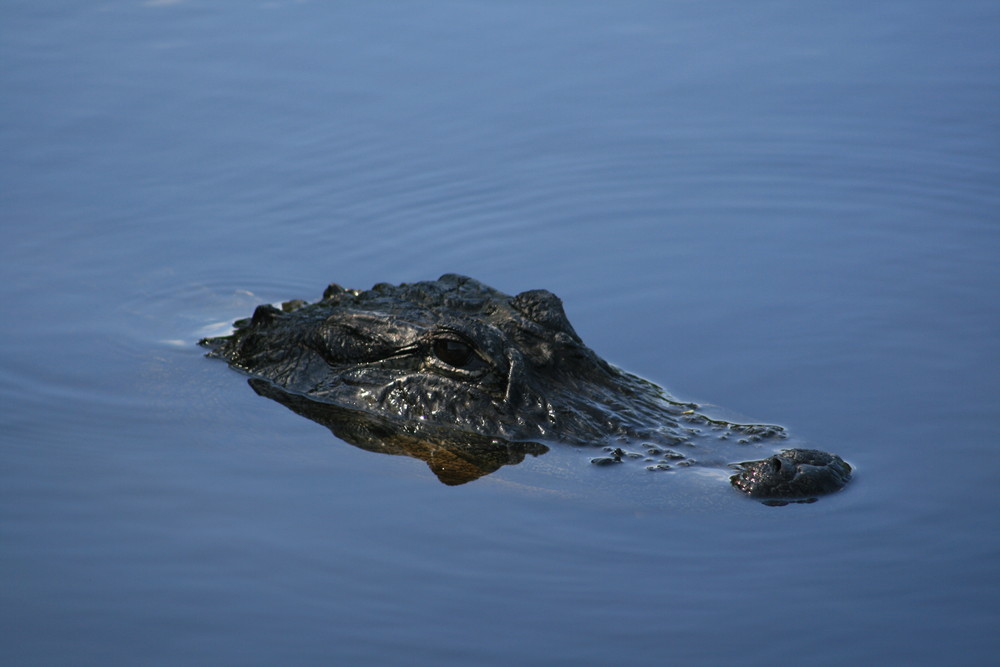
730, 449, 853, 506
201, 274, 851, 502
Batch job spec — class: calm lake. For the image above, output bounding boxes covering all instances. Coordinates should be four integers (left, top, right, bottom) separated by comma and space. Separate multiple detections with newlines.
2, 1, 998, 665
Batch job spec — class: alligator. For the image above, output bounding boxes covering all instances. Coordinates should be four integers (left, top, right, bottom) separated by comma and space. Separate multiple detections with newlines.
200, 274, 851, 504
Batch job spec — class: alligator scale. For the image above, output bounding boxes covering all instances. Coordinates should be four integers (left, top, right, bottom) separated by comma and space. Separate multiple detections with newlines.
201, 274, 851, 503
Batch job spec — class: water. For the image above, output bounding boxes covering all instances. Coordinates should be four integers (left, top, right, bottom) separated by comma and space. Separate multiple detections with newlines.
2, 1, 998, 664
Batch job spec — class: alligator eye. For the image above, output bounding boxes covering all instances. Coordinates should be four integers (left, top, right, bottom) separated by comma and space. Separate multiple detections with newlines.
432, 338, 475, 368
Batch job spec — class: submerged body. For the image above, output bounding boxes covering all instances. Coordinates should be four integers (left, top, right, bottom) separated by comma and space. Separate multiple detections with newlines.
201, 274, 850, 502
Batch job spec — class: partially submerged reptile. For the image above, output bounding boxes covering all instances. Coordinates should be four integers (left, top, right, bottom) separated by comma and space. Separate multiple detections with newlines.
201, 274, 851, 504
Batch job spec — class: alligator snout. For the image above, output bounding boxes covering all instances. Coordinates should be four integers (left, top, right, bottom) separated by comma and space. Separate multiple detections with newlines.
730, 448, 853, 505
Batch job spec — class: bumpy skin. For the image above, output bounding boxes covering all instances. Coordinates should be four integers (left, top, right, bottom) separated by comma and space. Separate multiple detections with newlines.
201, 274, 851, 502
731, 449, 853, 506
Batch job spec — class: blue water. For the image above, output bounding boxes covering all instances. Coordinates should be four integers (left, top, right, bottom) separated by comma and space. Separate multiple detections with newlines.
2, 1, 999, 664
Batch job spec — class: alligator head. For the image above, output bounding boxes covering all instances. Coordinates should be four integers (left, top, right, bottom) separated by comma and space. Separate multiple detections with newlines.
201, 274, 851, 503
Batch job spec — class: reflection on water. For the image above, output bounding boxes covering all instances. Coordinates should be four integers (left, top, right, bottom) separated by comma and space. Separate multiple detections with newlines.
249, 377, 549, 486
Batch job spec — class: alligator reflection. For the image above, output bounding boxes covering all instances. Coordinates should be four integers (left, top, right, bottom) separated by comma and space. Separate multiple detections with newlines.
249, 378, 549, 485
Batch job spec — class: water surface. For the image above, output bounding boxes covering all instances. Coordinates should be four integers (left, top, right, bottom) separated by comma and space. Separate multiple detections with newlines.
2, 1, 998, 665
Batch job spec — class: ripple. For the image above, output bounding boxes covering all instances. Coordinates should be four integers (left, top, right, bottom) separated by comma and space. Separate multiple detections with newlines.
119, 275, 319, 345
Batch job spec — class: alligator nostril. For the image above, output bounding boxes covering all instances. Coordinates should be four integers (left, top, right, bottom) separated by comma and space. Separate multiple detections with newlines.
769, 456, 783, 472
